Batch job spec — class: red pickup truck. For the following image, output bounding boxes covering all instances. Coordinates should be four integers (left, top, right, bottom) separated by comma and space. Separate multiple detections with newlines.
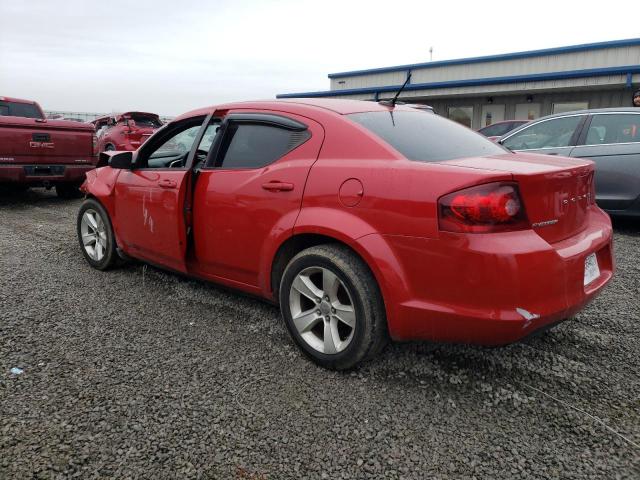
0, 96, 98, 198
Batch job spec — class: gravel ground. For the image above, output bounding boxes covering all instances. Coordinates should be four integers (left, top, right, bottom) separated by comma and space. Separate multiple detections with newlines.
1, 188, 639, 480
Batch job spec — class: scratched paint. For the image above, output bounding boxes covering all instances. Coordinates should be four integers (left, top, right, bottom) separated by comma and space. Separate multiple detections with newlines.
516, 307, 540, 329
142, 190, 155, 234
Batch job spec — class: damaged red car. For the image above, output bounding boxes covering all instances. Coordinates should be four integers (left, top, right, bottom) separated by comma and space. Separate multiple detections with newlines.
77, 99, 614, 369
91, 111, 163, 153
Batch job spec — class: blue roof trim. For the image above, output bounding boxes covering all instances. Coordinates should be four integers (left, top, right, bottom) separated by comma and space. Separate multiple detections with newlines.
276, 65, 640, 99
327, 38, 640, 79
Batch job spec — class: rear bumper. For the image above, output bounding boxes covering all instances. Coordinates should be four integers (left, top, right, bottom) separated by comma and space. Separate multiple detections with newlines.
0, 164, 95, 186
362, 207, 614, 345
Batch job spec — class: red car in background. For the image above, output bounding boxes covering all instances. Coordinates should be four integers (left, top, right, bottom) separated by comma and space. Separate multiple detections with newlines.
477, 119, 529, 141
91, 112, 163, 153
77, 99, 613, 369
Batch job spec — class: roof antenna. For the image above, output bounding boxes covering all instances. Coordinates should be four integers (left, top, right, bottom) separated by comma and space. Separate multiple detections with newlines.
380, 71, 412, 108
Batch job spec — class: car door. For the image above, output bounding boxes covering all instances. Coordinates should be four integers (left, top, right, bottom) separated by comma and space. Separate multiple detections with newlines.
113, 115, 210, 272
570, 112, 640, 211
191, 111, 324, 289
500, 114, 587, 157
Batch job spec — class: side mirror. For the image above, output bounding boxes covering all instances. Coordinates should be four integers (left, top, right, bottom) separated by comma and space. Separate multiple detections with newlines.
108, 151, 133, 169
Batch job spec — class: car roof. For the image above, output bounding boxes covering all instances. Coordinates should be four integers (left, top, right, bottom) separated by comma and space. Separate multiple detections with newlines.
479, 119, 529, 128
174, 99, 420, 122
0, 96, 38, 105
91, 112, 160, 123
532, 106, 640, 122
500, 106, 640, 139
120, 111, 160, 117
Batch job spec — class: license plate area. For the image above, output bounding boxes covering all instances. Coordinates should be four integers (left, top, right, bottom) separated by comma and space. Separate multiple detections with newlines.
24, 165, 65, 176
584, 252, 600, 286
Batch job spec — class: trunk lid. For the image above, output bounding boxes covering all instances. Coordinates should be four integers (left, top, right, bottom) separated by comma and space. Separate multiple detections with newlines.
443, 152, 595, 243
0, 116, 95, 164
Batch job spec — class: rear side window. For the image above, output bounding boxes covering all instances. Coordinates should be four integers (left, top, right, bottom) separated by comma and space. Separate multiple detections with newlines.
584, 114, 640, 145
348, 111, 505, 162
0, 101, 43, 119
214, 123, 309, 169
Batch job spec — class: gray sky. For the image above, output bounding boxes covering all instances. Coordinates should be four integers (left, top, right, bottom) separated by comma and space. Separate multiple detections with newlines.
1, 0, 638, 116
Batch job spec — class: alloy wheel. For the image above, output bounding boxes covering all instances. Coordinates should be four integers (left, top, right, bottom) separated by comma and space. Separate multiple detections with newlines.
80, 209, 107, 261
288, 266, 356, 354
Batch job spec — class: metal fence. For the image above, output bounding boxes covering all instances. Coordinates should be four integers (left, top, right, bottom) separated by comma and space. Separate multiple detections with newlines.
44, 110, 174, 123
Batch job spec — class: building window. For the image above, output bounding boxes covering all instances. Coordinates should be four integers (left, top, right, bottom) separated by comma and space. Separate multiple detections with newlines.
552, 102, 588, 114
515, 103, 541, 121
448, 106, 473, 128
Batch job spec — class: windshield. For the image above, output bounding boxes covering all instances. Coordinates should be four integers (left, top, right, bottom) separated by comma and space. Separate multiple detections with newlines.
348, 111, 506, 162
0, 101, 43, 119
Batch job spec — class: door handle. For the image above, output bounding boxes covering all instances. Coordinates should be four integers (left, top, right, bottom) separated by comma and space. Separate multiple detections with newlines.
548, 153, 559, 155
158, 178, 177, 188
262, 181, 294, 192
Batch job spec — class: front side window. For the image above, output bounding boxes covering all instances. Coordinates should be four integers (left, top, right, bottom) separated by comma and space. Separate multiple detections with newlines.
213, 123, 308, 169
137, 119, 206, 169
348, 111, 505, 162
584, 114, 640, 145
502, 115, 584, 150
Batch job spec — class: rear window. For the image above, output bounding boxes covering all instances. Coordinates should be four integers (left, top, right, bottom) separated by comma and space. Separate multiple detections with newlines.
129, 114, 162, 128
0, 101, 43, 119
478, 122, 515, 137
348, 111, 506, 162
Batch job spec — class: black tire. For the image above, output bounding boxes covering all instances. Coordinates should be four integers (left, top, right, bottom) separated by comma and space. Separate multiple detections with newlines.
76, 198, 118, 270
279, 244, 388, 370
56, 183, 83, 199
104, 144, 115, 152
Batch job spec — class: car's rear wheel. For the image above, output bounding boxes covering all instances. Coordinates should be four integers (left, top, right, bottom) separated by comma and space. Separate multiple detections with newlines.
279, 244, 387, 370
104, 144, 115, 152
56, 183, 83, 199
77, 198, 118, 270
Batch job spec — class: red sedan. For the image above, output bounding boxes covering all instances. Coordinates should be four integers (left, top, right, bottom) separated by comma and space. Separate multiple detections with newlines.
77, 99, 614, 369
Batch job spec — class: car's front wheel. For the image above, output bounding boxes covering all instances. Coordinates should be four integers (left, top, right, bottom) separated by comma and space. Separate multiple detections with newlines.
279, 244, 387, 370
77, 198, 118, 270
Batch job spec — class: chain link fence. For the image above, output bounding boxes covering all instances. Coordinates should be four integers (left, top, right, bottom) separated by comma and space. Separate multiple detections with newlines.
44, 110, 174, 123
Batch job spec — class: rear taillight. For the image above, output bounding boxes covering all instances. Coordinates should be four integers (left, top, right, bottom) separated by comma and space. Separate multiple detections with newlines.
438, 182, 529, 233
92, 134, 98, 156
